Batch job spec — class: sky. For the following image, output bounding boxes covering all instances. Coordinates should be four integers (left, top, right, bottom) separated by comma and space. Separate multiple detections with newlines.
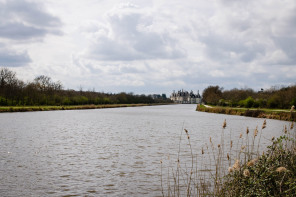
0, 0, 296, 95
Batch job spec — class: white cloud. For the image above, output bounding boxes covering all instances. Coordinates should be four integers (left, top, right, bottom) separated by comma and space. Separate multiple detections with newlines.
81, 3, 185, 61
1, 0, 296, 94
0, 0, 62, 41
0, 0, 62, 68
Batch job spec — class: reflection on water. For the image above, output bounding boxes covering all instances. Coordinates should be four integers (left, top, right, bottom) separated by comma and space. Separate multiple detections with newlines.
0, 105, 288, 196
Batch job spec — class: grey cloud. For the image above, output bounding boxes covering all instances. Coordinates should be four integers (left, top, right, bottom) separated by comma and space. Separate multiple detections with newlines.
108, 12, 141, 37
89, 37, 138, 61
181, 68, 277, 92
272, 36, 296, 64
0, 48, 31, 67
270, 7, 296, 65
217, 0, 296, 66
87, 10, 185, 61
133, 32, 184, 59
5, 0, 61, 27
0, 22, 47, 40
289, 10, 296, 30
0, 0, 62, 40
200, 33, 265, 63
119, 65, 146, 74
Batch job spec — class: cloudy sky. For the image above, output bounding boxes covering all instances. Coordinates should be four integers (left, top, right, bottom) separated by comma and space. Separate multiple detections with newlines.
1, 0, 295, 95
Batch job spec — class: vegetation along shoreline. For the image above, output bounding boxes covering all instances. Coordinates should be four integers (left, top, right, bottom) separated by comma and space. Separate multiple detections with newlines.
0, 68, 174, 112
162, 119, 296, 196
197, 104, 296, 121
0, 103, 173, 113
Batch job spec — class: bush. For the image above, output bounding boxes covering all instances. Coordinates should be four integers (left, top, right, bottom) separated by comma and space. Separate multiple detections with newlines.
0, 96, 7, 106
291, 98, 296, 106
220, 135, 296, 196
161, 120, 296, 196
267, 95, 280, 108
244, 109, 263, 117
253, 100, 260, 108
238, 96, 255, 108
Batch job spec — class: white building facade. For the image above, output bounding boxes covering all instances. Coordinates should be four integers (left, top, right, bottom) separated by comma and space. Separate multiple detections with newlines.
170, 90, 202, 104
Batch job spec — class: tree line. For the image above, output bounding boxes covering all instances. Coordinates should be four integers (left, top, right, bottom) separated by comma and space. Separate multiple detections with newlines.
0, 68, 171, 106
202, 85, 296, 109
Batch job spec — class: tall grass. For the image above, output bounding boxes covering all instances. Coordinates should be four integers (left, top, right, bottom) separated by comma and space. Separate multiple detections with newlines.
161, 120, 296, 196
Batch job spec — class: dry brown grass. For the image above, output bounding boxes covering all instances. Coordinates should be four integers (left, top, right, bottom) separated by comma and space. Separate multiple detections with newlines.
196, 105, 296, 121
161, 119, 296, 196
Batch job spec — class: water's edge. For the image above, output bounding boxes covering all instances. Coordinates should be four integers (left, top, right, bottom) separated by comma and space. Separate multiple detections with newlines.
0, 103, 173, 113
197, 105, 296, 121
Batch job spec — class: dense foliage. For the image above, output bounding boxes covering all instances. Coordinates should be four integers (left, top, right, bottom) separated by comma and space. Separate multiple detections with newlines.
219, 134, 296, 196
0, 68, 171, 106
202, 85, 296, 109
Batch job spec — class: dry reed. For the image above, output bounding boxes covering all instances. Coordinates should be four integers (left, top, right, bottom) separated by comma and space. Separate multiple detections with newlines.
161, 119, 296, 196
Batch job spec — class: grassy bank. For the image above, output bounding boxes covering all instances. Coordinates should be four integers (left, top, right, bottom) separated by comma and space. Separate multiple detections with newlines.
0, 103, 170, 113
161, 120, 296, 196
196, 105, 296, 121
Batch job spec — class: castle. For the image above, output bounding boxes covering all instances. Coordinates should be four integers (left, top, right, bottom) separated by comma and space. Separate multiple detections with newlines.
170, 89, 202, 104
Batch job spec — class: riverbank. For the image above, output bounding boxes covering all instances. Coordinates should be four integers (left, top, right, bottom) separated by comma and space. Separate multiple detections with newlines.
196, 104, 296, 121
0, 103, 172, 113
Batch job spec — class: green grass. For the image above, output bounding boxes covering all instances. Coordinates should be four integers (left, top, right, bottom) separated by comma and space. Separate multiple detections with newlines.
0, 103, 170, 113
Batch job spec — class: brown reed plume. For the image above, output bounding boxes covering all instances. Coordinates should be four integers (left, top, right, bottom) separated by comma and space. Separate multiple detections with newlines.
161, 119, 296, 196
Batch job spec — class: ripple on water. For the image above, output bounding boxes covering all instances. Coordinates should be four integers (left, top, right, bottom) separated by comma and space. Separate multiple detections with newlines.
87, 190, 97, 193
0, 105, 289, 197
60, 175, 71, 178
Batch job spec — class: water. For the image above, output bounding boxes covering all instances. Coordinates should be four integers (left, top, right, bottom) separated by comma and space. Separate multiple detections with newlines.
0, 104, 290, 196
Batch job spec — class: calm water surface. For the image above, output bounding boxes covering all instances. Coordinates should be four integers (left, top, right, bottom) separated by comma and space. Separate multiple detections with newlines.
0, 104, 289, 196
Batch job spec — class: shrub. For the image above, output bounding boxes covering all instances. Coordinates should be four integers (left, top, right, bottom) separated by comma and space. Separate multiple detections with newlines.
244, 109, 263, 117
267, 95, 280, 108
291, 98, 296, 106
161, 120, 296, 196
219, 134, 296, 196
238, 96, 255, 108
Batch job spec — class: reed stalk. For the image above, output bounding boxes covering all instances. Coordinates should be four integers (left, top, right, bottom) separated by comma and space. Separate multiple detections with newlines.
161, 119, 296, 196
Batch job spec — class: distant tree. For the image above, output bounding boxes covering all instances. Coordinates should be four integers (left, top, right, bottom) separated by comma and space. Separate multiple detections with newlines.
0, 68, 17, 88
238, 96, 255, 108
34, 75, 54, 91
222, 88, 255, 106
218, 99, 226, 106
117, 92, 128, 104
0, 68, 20, 105
202, 85, 223, 105
5, 67, 295, 108
291, 98, 296, 106
267, 95, 280, 108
